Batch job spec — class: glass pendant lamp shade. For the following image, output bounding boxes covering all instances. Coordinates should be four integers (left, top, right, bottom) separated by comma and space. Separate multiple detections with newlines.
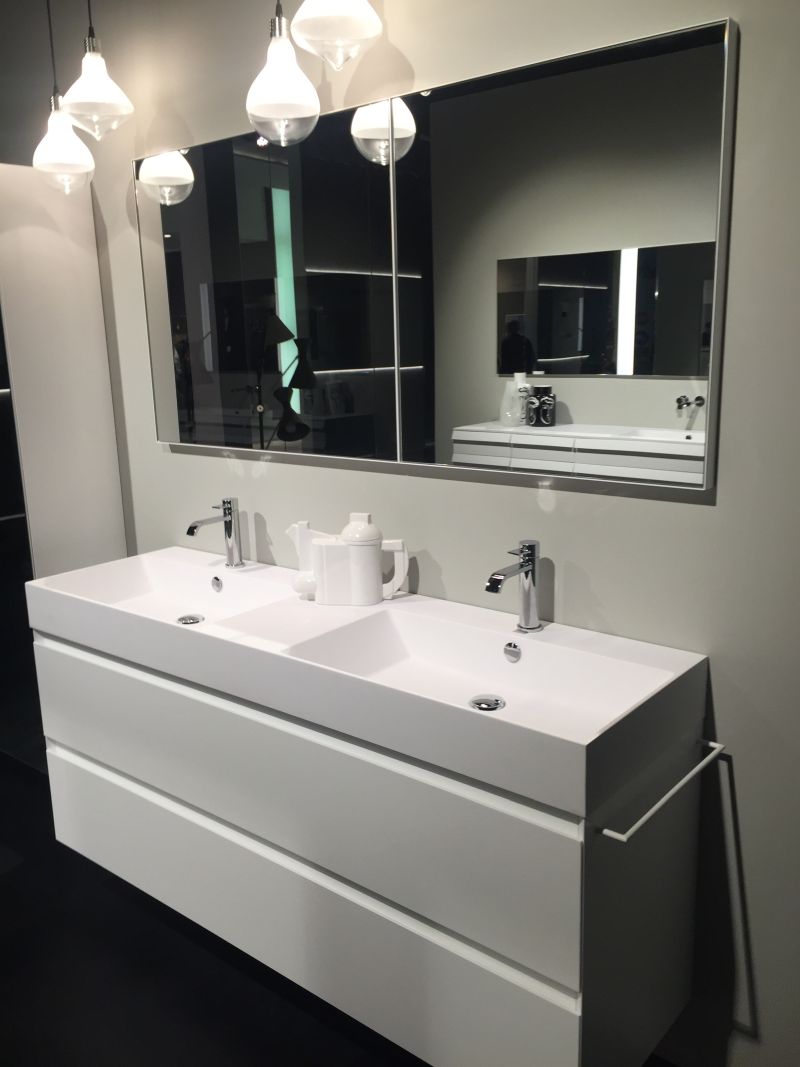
246, 6, 320, 147
351, 97, 416, 166
291, 0, 382, 72
33, 103, 95, 194
62, 44, 134, 141
138, 151, 194, 206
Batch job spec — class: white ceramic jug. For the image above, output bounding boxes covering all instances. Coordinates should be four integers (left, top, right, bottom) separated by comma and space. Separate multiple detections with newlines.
313, 513, 408, 606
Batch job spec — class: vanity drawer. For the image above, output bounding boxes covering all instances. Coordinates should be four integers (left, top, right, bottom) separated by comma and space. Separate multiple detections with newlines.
37, 636, 583, 990
48, 746, 581, 1067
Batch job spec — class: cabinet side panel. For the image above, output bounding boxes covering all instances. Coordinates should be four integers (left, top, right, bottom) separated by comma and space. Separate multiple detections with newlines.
582, 754, 701, 1066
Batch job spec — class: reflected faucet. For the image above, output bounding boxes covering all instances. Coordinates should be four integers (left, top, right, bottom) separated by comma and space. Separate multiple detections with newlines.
486, 540, 543, 632
187, 497, 244, 568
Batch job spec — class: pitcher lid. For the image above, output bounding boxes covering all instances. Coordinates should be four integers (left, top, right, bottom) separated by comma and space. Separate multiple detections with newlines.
340, 512, 382, 545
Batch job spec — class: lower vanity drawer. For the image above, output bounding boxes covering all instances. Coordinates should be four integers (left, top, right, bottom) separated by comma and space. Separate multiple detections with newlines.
36, 636, 583, 990
47, 746, 581, 1067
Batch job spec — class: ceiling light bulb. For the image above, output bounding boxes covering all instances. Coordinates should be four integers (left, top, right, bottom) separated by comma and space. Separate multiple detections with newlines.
246, 4, 320, 147
291, 0, 382, 72
33, 100, 95, 195
62, 38, 134, 141
350, 98, 416, 166
138, 151, 194, 206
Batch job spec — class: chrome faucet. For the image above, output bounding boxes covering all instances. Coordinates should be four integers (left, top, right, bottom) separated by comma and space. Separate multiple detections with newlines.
186, 497, 244, 567
676, 395, 705, 410
486, 539, 543, 632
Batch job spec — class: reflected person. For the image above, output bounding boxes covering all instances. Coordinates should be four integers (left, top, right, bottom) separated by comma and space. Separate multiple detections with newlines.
499, 319, 536, 374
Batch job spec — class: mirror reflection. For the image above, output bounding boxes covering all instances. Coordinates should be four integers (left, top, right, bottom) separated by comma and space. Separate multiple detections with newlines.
394, 29, 726, 482
497, 242, 715, 377
138, 109, 401, 459
137, 22, 732, 491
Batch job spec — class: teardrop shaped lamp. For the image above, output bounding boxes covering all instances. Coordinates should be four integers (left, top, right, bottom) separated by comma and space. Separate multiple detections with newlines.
246, 1, 320, 147
291, 0, 382, 72
351, 97, 416, 166
32, 0, 95, 195
61, 2, 134, 140
138, 151, 195, 206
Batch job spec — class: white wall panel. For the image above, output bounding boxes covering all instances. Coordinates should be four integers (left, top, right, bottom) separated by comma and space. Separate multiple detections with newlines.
0, 164, 126, 576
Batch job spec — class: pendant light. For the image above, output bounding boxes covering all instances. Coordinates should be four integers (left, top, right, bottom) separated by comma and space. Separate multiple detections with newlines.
246, 2, 320, 147
61, 1, 134, 140
138, 151, 195, 206
291, 0, 382, 72
351, 97, 416, 166
32, 0, 95, 195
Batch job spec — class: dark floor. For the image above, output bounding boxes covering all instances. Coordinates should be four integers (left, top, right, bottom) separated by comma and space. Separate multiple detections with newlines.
0, 751, 677, 1066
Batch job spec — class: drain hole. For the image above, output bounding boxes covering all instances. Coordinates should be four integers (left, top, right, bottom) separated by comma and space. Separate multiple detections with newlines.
470, 694, 506, 712
177, 614, 205, 625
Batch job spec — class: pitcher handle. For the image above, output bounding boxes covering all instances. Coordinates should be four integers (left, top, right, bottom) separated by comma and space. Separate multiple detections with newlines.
382, 539, 409, 598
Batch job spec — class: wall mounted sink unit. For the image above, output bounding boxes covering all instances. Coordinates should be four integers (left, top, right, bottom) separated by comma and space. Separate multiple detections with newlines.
28, 546, 714, 1067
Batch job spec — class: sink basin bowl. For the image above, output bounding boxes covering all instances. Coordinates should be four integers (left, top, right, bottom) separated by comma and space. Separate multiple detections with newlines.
30, 546, 294, 625
287, 607, 672, 743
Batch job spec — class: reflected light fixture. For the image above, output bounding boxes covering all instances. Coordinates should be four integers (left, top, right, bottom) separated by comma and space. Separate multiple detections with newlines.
291, 0, 382, 72
32, 0, 95, 195
138, 151, 195, 206
351, 97, 416, 166
246, 1, 320, 147
62, 0, 134, 140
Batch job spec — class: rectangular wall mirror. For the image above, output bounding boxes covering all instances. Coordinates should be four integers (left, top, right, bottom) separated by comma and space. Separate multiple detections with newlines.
136, 20, 737, 497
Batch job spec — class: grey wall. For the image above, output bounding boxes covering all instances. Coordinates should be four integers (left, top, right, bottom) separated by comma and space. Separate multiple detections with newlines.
430, 46, 722, 457
1, 3, 799, 1065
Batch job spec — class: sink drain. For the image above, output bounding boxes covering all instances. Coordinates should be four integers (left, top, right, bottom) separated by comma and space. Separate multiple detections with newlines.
469, 694, 506, 712
177, 614, 205, 625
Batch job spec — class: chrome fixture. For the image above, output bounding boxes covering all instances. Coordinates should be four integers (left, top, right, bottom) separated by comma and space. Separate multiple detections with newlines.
486, 540, 543, 632
186, 497, 244, 567
503, 641, 522, 663
469, 694, 506, 712
677, 394, 706, 410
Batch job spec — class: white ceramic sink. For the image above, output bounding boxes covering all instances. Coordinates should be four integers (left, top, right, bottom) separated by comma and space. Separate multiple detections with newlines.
27, 547, 707, 815
29, 546, 295, 624
287, 605, 673, 743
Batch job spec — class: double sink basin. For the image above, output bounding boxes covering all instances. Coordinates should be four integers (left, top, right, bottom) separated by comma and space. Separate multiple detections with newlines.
27, 546, 706, 818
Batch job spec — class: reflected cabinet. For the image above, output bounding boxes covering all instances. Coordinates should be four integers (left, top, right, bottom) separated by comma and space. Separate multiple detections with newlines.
136, 20, 737, 496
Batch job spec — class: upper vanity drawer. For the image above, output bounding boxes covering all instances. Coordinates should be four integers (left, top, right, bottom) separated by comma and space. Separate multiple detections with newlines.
36, 636, 583, 991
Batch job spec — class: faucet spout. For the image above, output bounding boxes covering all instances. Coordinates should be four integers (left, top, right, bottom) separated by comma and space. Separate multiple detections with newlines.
486, 561, 526, 593
486, 540, 543, 632
186, 515, 221, 536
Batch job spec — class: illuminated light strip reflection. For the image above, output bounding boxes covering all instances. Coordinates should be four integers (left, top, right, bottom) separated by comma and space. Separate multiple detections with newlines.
615, 248, 638, 376
313, 366, 424, 375
271, 187, 299, 403
305, 267, 423, 280
538, 282, 609, 290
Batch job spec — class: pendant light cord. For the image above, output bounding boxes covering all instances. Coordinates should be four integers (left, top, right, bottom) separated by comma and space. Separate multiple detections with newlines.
275, 1, 283, 17
45, 0, 59, 96
87, 0, 95, 37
